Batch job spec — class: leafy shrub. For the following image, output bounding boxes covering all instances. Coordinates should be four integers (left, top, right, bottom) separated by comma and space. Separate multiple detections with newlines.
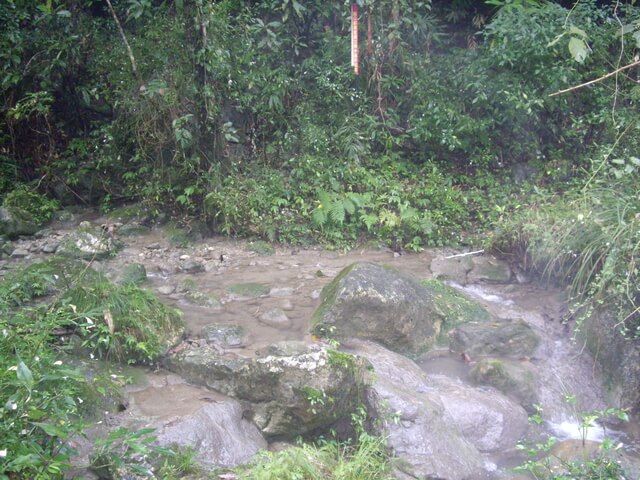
2, 185, 58, 226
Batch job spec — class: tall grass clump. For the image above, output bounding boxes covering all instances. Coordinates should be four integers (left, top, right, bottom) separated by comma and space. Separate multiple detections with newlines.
235, 410, 393, 480
489, 158, 640, 338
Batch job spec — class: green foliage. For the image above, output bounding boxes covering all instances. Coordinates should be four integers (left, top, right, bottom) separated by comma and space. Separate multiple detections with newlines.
489, 151, 640, 338
60, 280, 183, 364
0, 258, 97, 312
0, 309, 88, 479
235, 407, 392, 480
515, 400, 629, 480
2, 185, 59, 226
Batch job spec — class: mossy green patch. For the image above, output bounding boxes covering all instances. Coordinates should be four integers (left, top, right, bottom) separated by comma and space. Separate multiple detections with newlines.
421, 278, 491, 335
225, 282, 270, 299
327, 349, 356, 369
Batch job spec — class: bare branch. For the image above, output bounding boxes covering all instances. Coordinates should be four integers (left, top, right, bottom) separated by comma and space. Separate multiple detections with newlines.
104, 0, 144, 90
549, 59, 640, 97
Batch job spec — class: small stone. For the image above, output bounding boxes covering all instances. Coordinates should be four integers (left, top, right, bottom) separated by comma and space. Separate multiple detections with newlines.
180, 259, 203, 273
269, 287, 294, 297
146, 242, 161, 250
158, 285, 176, 295
42, 242, 59, 254
179, 254, 191, 260
281, 299, 294, 311
258, 309, 292, 329
310, 290, 321, 300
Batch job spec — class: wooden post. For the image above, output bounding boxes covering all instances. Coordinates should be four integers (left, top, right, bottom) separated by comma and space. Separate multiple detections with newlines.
351, 4, 359, 75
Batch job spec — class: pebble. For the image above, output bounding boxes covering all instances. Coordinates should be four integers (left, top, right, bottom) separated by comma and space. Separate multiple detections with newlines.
42, 242, 58, 254
258, 309, 292, 329
310, 290, 321, 300
157, 285, 176, 295
146, 242, 161, 250
269, 287, 294, 297
281, 299, 294, 311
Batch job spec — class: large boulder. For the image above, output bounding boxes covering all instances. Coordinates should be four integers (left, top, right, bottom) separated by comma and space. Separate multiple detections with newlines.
58, 221, 123, 260
343, 339, 492, 479
311, 262, 445, 357
582, 310, 640, 414
165, 341, 369, 439
449, 318, 540, 357
0, 206, 39, 239
430, 253, 513, 285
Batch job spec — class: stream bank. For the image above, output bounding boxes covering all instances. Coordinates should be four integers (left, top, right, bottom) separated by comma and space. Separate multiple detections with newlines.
1, 211, 639, 479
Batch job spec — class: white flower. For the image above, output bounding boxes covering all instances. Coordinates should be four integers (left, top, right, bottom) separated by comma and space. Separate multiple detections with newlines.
0, 449, 6, 458
53, 361, 62, 366
11, 403, 17, 410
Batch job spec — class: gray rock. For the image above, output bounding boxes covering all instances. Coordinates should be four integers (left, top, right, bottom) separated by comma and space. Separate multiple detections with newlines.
470, 358, 539, 410
582, 310, 640, 414
468, 255, 512, 284
258, 309, 291, 329
58, 221, 123, 260
428, 374, 529, 452
202, 324, 249, 348
146, 242, 161, 250
165, 341, 369, 439
345, 340, 487, 479
10, 248, 29, 258
154, 401, 267, 468
179, 258, 203, 273
42, 241, 59, 254
0, 206, 39, 239
449, 318, 540, 357
430, 253, 474, 284
311, 262, 444, 357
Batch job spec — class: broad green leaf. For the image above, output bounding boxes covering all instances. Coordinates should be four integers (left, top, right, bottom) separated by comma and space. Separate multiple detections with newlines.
568, 37, 589, 63
568, 26, 587, 39
17, 360, 33, 390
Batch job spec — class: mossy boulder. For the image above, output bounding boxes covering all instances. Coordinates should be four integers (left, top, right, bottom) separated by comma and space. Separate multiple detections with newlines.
468, 256, 512, 284
312, 262, 451, 357
581, 310, 640, 414
165, 341, 370, 438
449, 318, 540, 357
58, 221, 123, 260
470, 358, 538, 410
0, 206, 39, 239
421, 279, 492, 338
117, 263, 147, 286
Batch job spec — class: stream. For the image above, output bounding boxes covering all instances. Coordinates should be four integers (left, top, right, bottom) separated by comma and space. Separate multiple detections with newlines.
2, 213, 639, 479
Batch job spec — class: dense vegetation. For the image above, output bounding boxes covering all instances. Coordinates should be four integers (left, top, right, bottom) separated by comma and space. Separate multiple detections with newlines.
1, 0, 640, 478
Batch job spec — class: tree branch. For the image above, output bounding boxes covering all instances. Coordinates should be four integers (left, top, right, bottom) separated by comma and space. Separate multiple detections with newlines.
104, 0, 144, 90
549, 59, 640, 97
